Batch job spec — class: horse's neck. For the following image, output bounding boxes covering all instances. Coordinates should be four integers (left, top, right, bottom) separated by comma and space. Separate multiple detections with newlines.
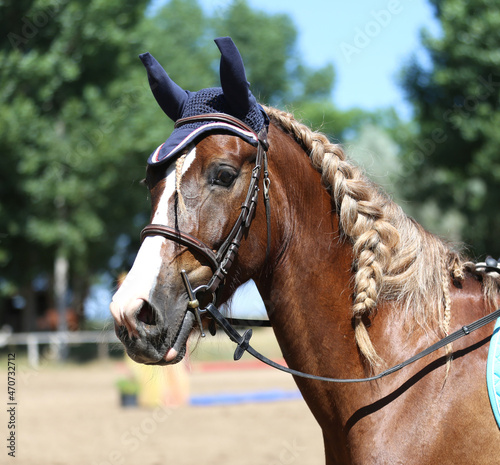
255, 130, 427, 461
255, 129, 373, 429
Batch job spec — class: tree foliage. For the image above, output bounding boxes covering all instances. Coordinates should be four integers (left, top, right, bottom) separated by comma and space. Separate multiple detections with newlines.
0, 0, 151, 310
401, 0, 500, 256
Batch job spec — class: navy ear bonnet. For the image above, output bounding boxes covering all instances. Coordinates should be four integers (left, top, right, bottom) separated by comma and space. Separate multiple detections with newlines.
140, 37, 267, 165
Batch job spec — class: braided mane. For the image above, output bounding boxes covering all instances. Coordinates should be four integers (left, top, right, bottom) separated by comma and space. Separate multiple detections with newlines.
264, 105, 500, 366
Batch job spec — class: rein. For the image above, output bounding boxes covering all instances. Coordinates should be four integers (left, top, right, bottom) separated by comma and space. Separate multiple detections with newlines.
141, 113, 500, 383
203, 301, 500, 383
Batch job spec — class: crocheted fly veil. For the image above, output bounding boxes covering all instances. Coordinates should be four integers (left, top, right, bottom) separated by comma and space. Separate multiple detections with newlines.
139, 37, 268, 165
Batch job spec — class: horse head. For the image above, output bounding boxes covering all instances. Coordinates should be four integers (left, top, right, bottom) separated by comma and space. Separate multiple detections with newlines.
109, 38, 275, 365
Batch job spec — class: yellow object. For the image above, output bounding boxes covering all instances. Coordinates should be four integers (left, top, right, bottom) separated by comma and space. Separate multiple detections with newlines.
125, 356, 190, 408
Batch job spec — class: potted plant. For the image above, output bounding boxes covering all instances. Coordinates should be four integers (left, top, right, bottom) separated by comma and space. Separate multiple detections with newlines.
116, 378, 140, 407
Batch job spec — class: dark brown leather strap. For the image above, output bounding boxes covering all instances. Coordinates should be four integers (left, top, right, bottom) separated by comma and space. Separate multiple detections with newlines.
175, 113, 258, 139
141, 224, 219, 270
204, 125, 269, 294
204, 302, 500, 383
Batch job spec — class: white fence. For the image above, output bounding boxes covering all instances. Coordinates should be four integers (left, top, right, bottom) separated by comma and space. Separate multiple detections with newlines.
0, 330, 120, 368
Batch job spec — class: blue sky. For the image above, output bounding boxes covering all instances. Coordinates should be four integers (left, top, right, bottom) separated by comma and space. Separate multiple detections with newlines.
200, 0, 441, 119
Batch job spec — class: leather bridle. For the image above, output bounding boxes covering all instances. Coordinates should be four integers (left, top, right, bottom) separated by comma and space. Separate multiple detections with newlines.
139, 113, 500, 383
140, 113, 271, 334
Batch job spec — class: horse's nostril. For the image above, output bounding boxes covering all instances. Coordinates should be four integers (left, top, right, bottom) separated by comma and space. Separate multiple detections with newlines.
137, 302, 157, 326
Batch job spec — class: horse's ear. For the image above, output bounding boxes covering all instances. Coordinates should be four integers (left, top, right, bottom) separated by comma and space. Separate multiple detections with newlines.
139, 52, 189, 121
214, 37, 253, 116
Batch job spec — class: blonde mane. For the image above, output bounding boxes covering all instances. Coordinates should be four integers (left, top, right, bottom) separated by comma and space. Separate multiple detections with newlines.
263, 105, 500, 367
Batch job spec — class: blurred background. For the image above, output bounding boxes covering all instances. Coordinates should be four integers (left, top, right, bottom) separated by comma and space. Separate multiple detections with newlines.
1, 0, 500, 462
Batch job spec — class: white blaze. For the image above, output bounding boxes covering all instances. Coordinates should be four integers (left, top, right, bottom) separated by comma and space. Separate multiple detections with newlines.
152, 147, 197, 225
110, 148, 198, 319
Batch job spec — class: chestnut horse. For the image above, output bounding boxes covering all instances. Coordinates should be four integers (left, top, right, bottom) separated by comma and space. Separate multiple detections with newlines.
110, 41, 500, 464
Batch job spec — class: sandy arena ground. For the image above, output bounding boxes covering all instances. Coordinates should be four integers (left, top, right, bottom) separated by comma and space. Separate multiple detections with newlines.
3, 331, 325, 465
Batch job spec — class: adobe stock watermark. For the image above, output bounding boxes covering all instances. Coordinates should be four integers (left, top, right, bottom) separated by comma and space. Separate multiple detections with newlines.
7, 0, 65, 50
340, 0, 404, 64
267, 438, 306, 465
401, 73, 500, 178
91, 404, 174, 465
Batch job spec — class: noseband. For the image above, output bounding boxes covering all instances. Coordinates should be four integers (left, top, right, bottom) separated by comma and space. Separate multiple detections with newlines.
140, 113, 271, 334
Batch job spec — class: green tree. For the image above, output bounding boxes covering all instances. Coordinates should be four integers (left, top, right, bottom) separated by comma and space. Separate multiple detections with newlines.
401, 0, 500, 256
0, 0, 150, 330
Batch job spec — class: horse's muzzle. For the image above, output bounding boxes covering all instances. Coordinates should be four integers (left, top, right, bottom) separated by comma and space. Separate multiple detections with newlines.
110, 299, 195, 365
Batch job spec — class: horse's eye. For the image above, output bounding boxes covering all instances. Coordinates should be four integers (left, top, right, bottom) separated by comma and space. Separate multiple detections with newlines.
212, 168, 237, 187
